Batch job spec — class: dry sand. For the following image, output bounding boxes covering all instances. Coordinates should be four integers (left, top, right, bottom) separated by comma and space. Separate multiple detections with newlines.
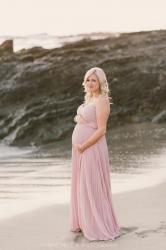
0, 181, 166, 250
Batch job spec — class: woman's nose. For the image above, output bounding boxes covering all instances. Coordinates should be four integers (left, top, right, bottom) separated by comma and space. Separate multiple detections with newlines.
88, 81, 94, 85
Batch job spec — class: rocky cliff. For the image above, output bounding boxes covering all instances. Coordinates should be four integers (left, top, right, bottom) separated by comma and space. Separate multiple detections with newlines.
0, 30, 166, 146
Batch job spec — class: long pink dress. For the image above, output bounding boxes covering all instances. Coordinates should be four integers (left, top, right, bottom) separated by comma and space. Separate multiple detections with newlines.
69, 102, 121, 241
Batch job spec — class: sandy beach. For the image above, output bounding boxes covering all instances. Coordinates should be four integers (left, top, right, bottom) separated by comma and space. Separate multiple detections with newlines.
0, 180, 165, 250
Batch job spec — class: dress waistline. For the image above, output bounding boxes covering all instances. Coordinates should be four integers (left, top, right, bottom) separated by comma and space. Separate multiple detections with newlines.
77, 121, 97, 129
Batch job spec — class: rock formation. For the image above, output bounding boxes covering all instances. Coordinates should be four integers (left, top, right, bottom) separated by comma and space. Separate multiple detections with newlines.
0, 39, 13, 56
0, 30, 166, 146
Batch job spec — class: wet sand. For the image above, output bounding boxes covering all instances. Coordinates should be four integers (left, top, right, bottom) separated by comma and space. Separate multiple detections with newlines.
0, 180, 166, 250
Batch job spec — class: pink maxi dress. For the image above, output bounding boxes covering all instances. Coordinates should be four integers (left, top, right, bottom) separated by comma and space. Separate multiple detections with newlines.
69, 101, 121, 241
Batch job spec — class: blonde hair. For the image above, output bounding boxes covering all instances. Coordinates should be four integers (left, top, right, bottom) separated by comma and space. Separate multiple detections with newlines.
82, 67, 113, 105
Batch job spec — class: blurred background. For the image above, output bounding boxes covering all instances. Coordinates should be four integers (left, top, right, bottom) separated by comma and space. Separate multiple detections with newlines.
0, 0, 166, 220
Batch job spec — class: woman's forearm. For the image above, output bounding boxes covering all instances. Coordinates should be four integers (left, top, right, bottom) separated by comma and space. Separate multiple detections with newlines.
82, 128, 106, 150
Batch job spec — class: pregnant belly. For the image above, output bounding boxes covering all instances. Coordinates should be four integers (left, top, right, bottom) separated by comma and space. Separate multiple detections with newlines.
72, 123, 96, 145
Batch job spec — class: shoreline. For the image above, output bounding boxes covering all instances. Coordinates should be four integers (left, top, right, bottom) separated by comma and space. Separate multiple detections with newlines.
0, 164, 166, 222
0, 180, 166, 250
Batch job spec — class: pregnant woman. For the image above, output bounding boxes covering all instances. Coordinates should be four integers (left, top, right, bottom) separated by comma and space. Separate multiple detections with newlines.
69, 67, 121, 241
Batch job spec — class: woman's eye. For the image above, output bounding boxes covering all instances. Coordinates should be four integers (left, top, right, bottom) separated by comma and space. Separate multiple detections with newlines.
86, 79, 96, 82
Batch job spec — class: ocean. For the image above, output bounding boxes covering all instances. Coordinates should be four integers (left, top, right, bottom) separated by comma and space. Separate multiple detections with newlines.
0, 32, 119, 52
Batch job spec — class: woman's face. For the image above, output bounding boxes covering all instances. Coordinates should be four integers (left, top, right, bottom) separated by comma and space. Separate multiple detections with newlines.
85, 73, 100, 95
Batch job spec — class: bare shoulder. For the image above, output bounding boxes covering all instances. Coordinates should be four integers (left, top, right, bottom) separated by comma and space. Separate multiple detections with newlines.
96, 95, 110, 107
95, 95, 110, 113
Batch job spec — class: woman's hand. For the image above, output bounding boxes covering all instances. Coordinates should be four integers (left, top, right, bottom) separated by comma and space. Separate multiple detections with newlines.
73, 143, 85, 153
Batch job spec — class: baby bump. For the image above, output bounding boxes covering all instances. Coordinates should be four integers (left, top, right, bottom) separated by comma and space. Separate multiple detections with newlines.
72, 123, 96, 145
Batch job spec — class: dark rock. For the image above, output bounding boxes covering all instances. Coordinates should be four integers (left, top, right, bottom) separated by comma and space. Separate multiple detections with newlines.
152, 110, 166, 123
0, 39, 13, 56
16, 46, 50, 59
20, 54, 34, 62
0, 30, 166, 146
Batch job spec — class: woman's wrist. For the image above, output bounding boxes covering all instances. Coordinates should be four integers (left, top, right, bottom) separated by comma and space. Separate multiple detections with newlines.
82, 140, 91, 150
81, 129, 105, 151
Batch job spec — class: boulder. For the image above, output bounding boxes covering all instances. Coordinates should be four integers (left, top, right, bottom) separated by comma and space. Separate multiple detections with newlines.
0, 39, 13, 56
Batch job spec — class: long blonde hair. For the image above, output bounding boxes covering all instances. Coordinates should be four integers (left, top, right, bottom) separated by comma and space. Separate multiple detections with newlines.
82, 67, 113, 105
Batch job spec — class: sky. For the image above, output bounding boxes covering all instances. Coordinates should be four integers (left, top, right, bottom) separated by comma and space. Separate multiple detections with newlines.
0, 0, 166, 36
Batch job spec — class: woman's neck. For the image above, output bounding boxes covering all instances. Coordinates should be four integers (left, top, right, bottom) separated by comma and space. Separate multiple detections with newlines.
92, 92, 100, 98
89, 94, 101, 103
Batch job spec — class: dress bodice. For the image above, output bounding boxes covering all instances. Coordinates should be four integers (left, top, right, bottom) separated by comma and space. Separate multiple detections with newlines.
76, 103, 98, 129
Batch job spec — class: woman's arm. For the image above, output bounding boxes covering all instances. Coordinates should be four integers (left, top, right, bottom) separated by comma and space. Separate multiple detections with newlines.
81, 97, 110, 151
